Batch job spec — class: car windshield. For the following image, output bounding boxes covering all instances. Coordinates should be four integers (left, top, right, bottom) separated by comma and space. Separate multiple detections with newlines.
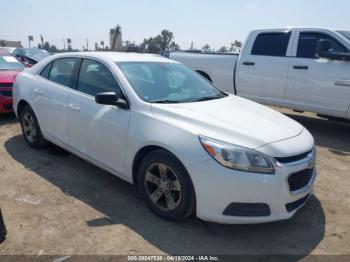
337, 31, 350, 41
23, 48, 50, 62
117, 62, 226, 103
0, 55, 25, 71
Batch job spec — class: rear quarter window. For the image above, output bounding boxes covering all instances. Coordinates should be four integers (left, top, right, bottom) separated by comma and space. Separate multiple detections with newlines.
40, 62, 52, 79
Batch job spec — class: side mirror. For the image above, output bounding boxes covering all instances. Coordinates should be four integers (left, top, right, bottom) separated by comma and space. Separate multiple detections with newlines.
95, 92, 129, 109
315, 39, 330, 58
315, 39, 350, 61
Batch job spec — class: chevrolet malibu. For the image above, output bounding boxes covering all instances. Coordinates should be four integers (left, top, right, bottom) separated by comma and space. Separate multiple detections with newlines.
13, 52, 316, 224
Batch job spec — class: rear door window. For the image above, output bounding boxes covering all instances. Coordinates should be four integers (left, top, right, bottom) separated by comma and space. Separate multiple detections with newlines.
48, 58, 79, 88
251, 32, 291, 57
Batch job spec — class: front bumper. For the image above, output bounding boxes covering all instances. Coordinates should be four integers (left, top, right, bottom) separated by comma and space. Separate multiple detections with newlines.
188, 153, 316, 224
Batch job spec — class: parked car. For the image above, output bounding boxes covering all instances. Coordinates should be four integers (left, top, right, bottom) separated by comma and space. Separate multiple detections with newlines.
11, 48, 50, 67
0, 54, 25, 113
0, 47, 16, 54
170, 27, 350, 121
13, 52, 316, 224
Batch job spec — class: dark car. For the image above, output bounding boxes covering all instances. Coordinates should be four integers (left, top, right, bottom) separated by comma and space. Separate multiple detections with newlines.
12, 48, 50, 67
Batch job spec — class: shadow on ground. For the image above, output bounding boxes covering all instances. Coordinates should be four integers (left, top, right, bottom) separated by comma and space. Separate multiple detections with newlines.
4, 134, 326, 256
286, 114, 350, 155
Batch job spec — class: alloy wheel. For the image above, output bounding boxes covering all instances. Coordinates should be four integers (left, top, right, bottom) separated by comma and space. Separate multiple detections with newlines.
22, 112, 37, 143
144, 162, 182, 211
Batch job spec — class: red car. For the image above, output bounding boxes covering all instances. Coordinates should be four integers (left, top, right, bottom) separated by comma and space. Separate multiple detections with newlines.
0, 54, 25, 113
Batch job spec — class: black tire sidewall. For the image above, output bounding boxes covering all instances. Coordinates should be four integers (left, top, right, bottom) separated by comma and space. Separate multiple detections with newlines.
137, 150, 195, 221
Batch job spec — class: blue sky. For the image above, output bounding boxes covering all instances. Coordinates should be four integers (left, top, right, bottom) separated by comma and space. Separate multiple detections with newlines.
1, 0, 349, 50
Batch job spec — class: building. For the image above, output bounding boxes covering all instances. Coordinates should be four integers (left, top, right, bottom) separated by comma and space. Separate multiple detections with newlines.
109, 26, 122, 51
0, 40, 22, 48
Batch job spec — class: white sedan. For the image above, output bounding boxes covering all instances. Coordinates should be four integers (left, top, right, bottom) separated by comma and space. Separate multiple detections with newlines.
13, 52, 316, 224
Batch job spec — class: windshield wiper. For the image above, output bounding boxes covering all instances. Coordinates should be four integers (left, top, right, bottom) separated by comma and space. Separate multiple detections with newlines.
194, 96, 221, 102
152, 99, 180, 104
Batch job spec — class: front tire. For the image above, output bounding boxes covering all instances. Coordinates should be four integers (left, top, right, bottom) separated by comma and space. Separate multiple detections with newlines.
137, 150, 195, 221
19, 105, 48, 148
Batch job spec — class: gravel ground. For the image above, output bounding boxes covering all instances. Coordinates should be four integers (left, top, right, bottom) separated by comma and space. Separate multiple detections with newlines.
0, 109, 349, 258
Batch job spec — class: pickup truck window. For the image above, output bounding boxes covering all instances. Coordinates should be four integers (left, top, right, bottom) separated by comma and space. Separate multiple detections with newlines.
297, 32, 347, 59
251, 32, 291, 57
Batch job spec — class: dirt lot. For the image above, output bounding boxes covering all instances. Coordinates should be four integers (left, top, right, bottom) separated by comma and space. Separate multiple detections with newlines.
0, 109, 349, 257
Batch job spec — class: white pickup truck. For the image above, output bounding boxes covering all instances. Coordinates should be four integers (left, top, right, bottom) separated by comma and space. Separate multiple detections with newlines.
170, 28, 350, 121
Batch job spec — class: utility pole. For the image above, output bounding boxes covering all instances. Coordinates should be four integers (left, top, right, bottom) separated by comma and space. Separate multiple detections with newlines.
67, 38, 72, 51
86, 38, 89, 51
63, 38, 66, 51
40, 35, 44, 48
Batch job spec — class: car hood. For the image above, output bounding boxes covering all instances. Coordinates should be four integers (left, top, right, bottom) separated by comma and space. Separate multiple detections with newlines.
151, 95, 304, 149
0, 70, 19, 84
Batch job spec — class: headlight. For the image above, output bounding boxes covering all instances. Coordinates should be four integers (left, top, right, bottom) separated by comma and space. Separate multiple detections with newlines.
199, 136, 275, 174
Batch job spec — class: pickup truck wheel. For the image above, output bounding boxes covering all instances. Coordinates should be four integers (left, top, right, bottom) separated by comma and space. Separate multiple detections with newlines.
19, 106, 48, 148
137, 150, 195, 221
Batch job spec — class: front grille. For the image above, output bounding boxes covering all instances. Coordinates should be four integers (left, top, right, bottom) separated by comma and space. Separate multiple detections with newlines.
275, 150, 312, 164
0, 90, 12, 97
288, 168, 314, 192
286, 194, 310, 212
0, 83, 13, 88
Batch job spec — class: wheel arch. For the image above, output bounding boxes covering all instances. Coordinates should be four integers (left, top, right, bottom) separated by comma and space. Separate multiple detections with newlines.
132, 145, 193, 188
17, 99, 30, 118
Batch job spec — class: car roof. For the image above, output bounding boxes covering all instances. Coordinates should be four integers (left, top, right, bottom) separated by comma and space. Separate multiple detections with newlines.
253, 27, 348, 32
50, 52, 178, 63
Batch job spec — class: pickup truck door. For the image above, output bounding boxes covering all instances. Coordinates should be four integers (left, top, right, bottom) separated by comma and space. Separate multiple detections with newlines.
236, 30, 294, 106
285, 30, 350, 118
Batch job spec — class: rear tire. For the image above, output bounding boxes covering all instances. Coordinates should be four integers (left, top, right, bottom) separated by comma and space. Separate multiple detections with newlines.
137, 150, 195, 221
19, 105, 48, 148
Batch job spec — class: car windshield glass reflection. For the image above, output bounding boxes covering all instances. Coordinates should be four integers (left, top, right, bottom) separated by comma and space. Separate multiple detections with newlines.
23, 48, 50, 62
117, 62, 226, 103
0, 56, 25, 71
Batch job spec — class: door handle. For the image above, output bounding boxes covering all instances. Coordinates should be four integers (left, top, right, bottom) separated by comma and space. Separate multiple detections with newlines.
293, 65, 308, 70
34, 88, 43, 95
243, 61, 255, 66
68, 104, 80, 111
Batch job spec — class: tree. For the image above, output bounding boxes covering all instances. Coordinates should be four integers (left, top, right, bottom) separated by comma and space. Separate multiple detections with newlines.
43, 41, 51, 52
170, 41, 180, 51
230, 40, 243, 53
160, 30, 174, 50
202, 44, 211, 52
218, 46, 228, 52
141, 29, 178, 54
50, 45, 58, 53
